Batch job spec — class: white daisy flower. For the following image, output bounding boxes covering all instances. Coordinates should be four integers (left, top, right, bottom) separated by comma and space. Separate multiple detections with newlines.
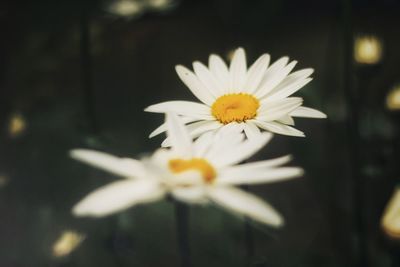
70, 113, 303, 227
145, 47, 327, 145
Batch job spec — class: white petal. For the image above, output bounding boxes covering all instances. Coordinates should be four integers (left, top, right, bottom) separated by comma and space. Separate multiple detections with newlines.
204, 124, 246, 159
243, 122, 261, 140
170, 170, 204, 186
175, 65, 215, 105
253, 120, 305, 137
229, 48, 247, 93
172, 187, 208, 204
162, 121, 221, 147
193, 131, 214, 157
277, 115, 295, 126
290, 106, 327, 118
284, 68, 314, 80
166, 112, 193, 157
257, 98, 303, 121
145, 101, 213, 119
193, 61, 224, 97
216, 166, 303, 185
210, 132, 273, 167
237, 155, 292, 169
186, 120, 222, 138
231, 154, 293, 169
254, 57, 292, 98
209, 54, 230, 93
70, 149, 145, 178
264, 78, 312, 101
260, 68, 313, 100
72, 179, 165, 217
207, 186, 283, 227
259, 97, 302, 112
216, 122, 245, 136
149, 117, 199, 138
244, 54, 271, 94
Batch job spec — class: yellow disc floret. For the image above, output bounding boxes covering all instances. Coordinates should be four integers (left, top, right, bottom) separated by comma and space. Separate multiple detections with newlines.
211, 93, 259, 124
169, 158, 216, 184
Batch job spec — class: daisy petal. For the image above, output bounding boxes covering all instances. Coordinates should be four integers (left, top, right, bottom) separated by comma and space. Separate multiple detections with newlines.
261, 68, 313, 99
254, 57, 293, 98
277, 115, 295, 126
70, 149, 145, 178
207, 186, 283, 227
205, 126, 246, 159
209, 54, 230, 93
175, 65, 215, 105
290, 106, 327, 118
172, 170, 204, 186
244, 54, 271, 94
150, 148, 171, 168
149, 117, 199, 138
259, 97, 302, 111
243, 122, 261, 140
193, 61, 224, 97
166, 112, 192, 156
145, 101, 212, 119
210, 133, 273, 167
172, 187, 208, 204
217, 122, 245, 136
285, 68, 314, 79
253, 120, 305, 137
72, 179, 165, 217
229, 48, 247, 93
187, 120, 222, 138
229, 154, 293, 169
193, 131, 214, 157
257, 97, 303, 121
216, 166, 303, 185
265, 78, 313, 101
162, 121, 221, 148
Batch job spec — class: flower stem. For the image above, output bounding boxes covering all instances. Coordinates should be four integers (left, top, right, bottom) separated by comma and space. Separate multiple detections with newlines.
174, 202, 191, 267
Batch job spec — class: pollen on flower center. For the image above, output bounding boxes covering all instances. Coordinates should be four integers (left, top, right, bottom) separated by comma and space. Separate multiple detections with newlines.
168, 158, 216, 184
211, 93, 259, 124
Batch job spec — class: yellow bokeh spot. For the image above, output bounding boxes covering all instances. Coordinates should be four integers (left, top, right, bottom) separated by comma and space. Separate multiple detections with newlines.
8, 113, 26, 137
52, 230, 85, 258
354, 35, 383, 64
169, 158, 216, 184
381, 187, 400, 239
386, 85, 400, 111
108, 0, 143, 17
0, 174, 9, 188
211, 93, 259, 124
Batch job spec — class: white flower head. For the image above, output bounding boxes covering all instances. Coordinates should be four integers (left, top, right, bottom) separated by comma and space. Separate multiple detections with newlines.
145, 47, 327, 145
71, 113, 303, 227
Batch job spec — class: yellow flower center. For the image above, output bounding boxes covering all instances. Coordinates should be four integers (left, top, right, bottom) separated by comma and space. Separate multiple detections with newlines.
168, 158, 216, 184
211, 93, 259, 124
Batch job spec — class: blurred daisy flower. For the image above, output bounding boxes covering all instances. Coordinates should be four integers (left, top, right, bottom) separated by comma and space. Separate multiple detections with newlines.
146, 48, 326, 144
71, 113, 303, 227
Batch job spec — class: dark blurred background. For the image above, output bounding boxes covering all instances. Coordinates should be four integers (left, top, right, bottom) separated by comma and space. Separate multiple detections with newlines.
1, 0, 400, 266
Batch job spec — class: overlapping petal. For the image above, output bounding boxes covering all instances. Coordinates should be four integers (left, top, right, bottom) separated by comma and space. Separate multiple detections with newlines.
290, 106, 327, 118
207, 186, 284, 227
216, 166, 303, 185
70, 149, 146, 178
166, 112, 193, 157
72, 179, 165, 217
